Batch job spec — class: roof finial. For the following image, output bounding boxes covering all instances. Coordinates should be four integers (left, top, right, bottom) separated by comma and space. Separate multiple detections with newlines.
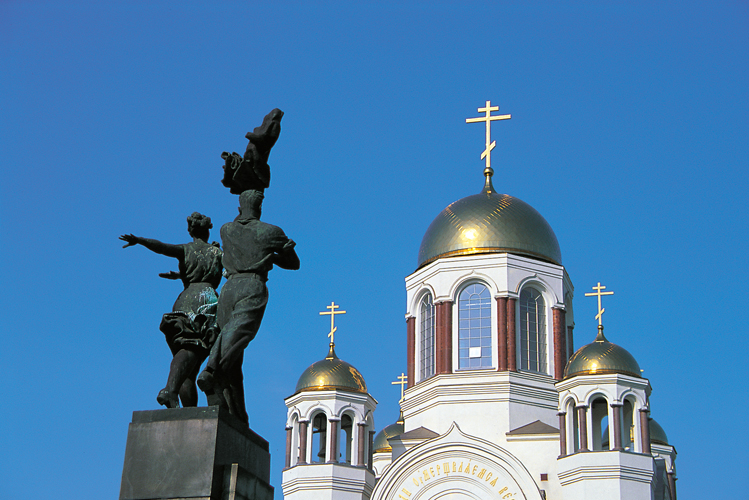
466, 100, 511, 193
585, 282, 615, 334
392, 373, 408, 423
391, 373, 407, 403
319, 301, 346, 358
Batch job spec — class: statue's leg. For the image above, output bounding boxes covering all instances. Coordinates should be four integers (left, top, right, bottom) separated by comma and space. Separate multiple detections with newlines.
215, 288, 268, 372
177, 350, 203, 407
228, 352, 248, 423
159, 348, 201, 408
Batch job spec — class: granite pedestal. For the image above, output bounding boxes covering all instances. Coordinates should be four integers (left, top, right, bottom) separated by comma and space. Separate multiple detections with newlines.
120, 406, 273, 500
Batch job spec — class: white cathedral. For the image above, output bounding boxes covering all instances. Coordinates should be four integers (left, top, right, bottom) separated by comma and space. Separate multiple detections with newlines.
280, 102, 677, 500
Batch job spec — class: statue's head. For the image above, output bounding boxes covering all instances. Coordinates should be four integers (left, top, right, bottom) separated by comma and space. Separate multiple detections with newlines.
238, 189, 264, 220
187, 212, 212, 240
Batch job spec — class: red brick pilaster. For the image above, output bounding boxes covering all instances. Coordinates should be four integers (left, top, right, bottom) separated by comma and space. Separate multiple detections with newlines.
406, 316, 415, 388
436, 301, 453, 374
507, 298, 517, 371
553, 307, 567, 380
368, 430, 375, 470
668, 473, 677, 500
327, 419, 339, 463
611, 403, 623, 451
298, 420, 309, 464
357, 422, 366, 467
640, 409, 652, 454
285, 426, 293, 468
558, 412, 567, 457
497, 297, 508, 371
577, 406, 589, 451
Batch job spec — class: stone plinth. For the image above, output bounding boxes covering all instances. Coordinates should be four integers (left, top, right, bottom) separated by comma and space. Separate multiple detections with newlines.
120, 406, 273, 500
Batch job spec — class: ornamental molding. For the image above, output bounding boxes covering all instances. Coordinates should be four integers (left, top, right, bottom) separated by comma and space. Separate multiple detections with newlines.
371, 422, 543, 500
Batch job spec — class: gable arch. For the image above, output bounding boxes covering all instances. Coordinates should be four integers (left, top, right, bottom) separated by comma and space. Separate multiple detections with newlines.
515, 275, 559, 306
410, 284, 437, 317
286, 406, 303, 427
370, 423, 544, 500
301, 402, 334, 421
584, 388, 615, 407
449, 272, 498, 301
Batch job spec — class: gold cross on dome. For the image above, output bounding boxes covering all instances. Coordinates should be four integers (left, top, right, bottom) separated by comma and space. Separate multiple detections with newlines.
392, 373, 408, 402
466, 100, 511, 176
584, 282, 615, 326
320, 301, 346, 344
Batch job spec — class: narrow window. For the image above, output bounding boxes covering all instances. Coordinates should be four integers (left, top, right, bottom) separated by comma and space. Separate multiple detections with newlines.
419, 294, 435, 380
340, 414, 353, 464
458, 283, 492, 369
591, 397, 609, 451
520, 288, 547, 373
311, 413, 327, 463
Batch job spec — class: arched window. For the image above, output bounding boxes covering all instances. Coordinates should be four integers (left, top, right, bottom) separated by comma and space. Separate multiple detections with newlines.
290, 413, 300, 467
458, 283, 492, 369
419, 294, 435, 381
591, 397, 609, 451
339, 414, 353, 464
519, 287, 547, 373
311, 412, 327, 463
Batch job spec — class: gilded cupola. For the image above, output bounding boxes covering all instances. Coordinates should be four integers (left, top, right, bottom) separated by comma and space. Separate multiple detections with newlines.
294, 343, 368, 395
564, 326, 642, 379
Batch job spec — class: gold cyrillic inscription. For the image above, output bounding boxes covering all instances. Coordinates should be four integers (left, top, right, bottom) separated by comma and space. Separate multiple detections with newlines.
398, 458, 518, 499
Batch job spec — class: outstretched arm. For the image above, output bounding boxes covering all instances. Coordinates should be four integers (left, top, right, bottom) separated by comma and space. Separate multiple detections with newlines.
273, 239, 300, 270
119, 234, 184, 259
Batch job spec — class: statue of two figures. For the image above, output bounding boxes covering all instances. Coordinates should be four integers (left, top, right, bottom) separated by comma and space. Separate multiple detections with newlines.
121, 109, 299, 424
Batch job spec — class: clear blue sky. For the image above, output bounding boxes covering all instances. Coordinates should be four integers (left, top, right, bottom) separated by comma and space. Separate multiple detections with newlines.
2, 2, 747, 499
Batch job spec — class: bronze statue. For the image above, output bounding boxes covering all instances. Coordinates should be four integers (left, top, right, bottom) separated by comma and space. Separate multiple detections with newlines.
120, 213, 223, 408
197, 109, 298, 423
197, 190, 299, 423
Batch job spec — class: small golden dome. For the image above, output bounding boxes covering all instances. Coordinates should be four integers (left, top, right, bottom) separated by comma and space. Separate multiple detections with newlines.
564, 326, 642, 379
373, 413, 405, 453
294, 344, 367, 395
417, 179, 561, 269
649, 418, 669, 445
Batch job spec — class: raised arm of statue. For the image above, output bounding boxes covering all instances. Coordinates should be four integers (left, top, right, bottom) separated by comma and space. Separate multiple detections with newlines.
120, 234, 185, 259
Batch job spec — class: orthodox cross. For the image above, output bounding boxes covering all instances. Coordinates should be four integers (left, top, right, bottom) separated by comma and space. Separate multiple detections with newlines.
584, 282, 614, 326
320, 301, 346, 344
466, 100, 511, 176
391, 373, 408, 402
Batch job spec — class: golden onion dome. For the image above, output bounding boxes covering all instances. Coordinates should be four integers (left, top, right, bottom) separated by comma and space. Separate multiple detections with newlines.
373, 413, 405, 453
294, 343, 367, 395
417, 176, 561, 269
564, 326, 642, 379
649, 418, 669, 445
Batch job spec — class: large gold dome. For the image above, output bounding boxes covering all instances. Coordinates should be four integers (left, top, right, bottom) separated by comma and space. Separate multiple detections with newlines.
294, 344, 367, 395
564, 327, 642, 379
417, 179, 561, 269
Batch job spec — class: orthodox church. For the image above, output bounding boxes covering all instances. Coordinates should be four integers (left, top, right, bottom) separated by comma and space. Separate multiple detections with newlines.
280, 102, 678, 500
